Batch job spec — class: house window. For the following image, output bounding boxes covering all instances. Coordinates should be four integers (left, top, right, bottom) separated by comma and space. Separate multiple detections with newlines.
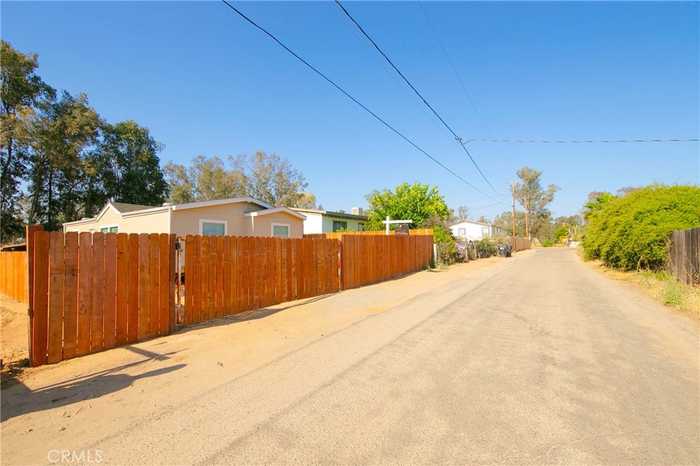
332, 220, 347, 232
358, 223, 365, 231
272, 223, 290, 238
458, 228, 466, 237
100, 226, 118, 233
200, 220, 227, 236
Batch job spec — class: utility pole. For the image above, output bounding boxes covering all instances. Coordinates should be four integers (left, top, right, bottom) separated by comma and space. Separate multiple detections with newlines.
511, 182, 516, 249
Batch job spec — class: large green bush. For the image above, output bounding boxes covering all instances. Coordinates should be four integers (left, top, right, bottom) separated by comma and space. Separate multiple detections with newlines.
583, 185, 700, 270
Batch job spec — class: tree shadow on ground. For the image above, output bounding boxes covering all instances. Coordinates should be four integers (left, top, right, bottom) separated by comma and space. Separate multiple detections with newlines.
1, 347, 185, 422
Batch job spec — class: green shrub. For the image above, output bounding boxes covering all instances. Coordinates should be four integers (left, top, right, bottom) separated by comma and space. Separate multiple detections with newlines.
474, 239, 497, 258
583, 185, 700, 270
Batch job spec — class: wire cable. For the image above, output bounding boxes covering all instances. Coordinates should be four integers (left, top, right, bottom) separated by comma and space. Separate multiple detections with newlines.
464, 137, 700, 144
219, 0, 491, 197
334, 0, 499, 194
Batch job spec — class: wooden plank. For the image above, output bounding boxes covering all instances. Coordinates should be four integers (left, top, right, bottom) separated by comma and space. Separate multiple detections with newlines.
115, 233, 128, 345
169, 234, 177, 332
103, 234, 117, 349
184, 236, 193, 324
224, 236, 233, 315
148, 234, 160, 337
91, 233, 105, 352
137, 234, 150, 340
77, 233, 92, 356
216, 236, 224, 317
47, 232, 64, 364
159, 234, 170, 336
31, 231, 50, 366
191, 235, 201, 324
127, 234, 139, 343
62, 232, 78, 360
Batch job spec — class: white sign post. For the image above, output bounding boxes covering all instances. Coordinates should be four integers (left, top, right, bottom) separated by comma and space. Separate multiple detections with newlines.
381, 216, 413, 235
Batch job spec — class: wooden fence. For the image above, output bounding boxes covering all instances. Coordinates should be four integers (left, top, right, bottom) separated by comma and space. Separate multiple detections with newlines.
29, 230, 175, 366
512, 237, 531, 252
23, 230, 431, 366
341, 234, 433, 289
183, 236, 340, 325
0, 251, 28, 303
668, 227, 700, 285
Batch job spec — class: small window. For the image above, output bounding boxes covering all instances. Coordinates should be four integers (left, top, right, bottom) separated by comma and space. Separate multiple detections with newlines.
201, 221, 226, 236
357, 223, 365, 231
272, 224, 289, 238
458, 228, 466, 237
100, 226, 118, 233
332, 220, 347, 232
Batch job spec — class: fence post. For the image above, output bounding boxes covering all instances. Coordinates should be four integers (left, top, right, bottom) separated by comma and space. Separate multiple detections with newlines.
25, 224, 42, 366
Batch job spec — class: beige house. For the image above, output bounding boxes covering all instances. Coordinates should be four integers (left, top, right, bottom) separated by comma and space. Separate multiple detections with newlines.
63, 198, 305, 238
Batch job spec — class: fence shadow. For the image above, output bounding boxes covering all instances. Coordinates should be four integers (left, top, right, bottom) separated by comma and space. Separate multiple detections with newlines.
1, 349, 185, 422
175, 294, 337, 334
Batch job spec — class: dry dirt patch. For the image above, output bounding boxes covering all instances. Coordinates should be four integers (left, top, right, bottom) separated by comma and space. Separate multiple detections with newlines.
1, 295, 28, 365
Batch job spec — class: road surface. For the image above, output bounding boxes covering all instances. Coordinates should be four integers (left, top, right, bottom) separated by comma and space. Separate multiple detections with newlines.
2, 249, 698, 465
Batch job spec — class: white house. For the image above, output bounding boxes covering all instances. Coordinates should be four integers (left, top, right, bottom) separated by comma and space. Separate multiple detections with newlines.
291, 207, 368, 234
450, 220, 504, 241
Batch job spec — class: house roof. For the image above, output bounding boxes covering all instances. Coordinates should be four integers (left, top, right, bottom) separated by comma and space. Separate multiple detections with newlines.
170, 197, 271, 211
290, 207, 368, 221
111, 201, 157, 213
244, 207, 306, 220
63, 197, 275, 226
450, 220, 492, 227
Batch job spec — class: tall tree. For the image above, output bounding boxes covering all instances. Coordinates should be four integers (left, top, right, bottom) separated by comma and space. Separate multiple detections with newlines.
513, 167, 558, 239
164, 152, 313, 208
244, 151, 308, 207
163, 155, 247, 204
0, 41, 54, 241
85, 120, 168, 214
28, 92, 100, 229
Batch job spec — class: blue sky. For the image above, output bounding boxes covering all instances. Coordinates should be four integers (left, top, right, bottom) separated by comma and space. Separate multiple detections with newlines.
3, 1, 698, 218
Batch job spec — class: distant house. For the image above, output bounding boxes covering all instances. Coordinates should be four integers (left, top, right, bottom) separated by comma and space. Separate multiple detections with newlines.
291, 207, 368, 234
450, 220, 504, 241
63, 198, 305, 238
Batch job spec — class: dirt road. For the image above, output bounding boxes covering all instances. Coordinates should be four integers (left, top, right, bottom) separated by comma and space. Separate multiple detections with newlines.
2, 249, 698, 465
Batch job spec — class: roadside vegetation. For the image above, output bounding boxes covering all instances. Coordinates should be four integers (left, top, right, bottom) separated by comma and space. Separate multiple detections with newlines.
581, 184, 700, 318
582, 185, 700, 270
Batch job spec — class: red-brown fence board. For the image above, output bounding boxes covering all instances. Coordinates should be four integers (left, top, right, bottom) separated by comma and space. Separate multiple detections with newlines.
103, 234, 117, 349
47, 232, 64, 364
341, 234, 433, 290
31, 231, 49, 366
27, 230, 174, 366
62, 232, 78, 360
183, 235, 342, 325
0, 251, 28, 303
115, 234, 128, 345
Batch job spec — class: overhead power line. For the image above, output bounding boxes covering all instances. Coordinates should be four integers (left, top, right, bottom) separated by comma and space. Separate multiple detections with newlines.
464, 137, 700, 145
334, 0, 499, 194
219, 0, 491, 198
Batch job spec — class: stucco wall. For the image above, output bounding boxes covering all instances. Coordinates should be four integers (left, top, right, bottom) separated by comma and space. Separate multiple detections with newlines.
450, 222, 490, 241
63, 205, 125, 233
120, 209, 171, 233
248, 212, 304, 238
170, 202, 264, 236
63, 207, 173, 234
300, 211, 324, 234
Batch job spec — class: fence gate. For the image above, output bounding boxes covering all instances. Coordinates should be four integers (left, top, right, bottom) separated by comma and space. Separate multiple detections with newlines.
27, 229, 176, 366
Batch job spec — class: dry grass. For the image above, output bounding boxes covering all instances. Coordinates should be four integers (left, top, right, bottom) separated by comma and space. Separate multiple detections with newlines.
585, 257, 700, 320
